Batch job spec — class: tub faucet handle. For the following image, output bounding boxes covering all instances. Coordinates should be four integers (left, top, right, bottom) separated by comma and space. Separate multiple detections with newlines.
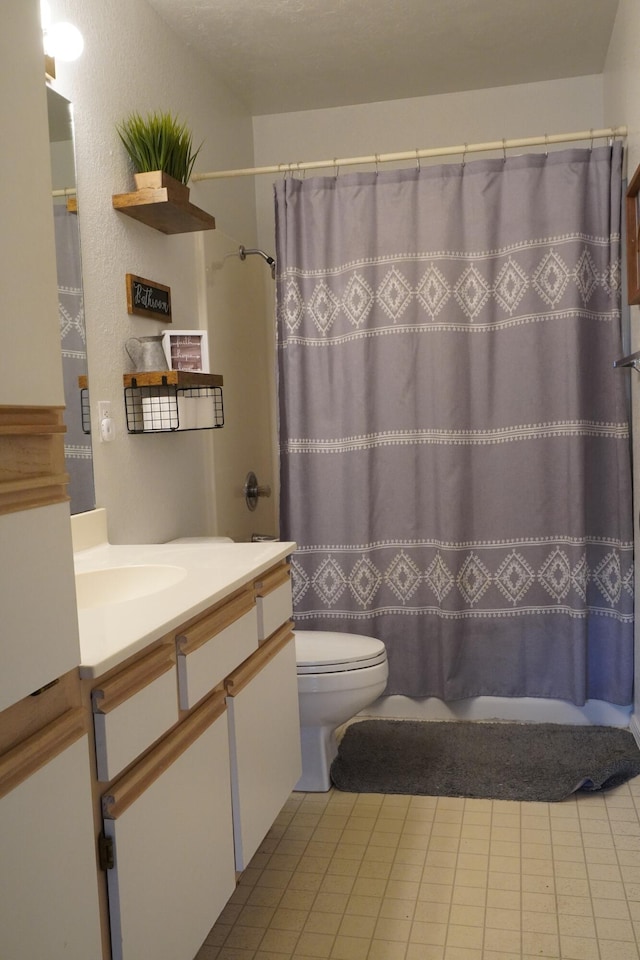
244, 471, 272, 511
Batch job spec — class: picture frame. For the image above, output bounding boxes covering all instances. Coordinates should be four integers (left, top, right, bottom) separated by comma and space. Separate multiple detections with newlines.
161, 330, 210, 373
626, 163, 640, 305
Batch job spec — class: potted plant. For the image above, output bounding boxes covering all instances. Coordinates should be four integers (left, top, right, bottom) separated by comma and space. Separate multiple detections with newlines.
116, 111, 202, 198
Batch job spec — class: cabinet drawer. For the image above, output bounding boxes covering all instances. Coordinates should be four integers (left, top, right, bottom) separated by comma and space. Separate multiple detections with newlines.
176, 586, 258, 710
254, 564, 293, 642
92, 644, 179, 782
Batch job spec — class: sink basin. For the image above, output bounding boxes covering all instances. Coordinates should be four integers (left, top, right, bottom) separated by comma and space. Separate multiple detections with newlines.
75, 564, 187, 609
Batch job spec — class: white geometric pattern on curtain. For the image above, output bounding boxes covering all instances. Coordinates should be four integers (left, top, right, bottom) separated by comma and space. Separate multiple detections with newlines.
275, 143, 633, 705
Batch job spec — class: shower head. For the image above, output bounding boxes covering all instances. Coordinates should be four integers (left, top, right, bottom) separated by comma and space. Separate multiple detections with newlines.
238, 245, 276, 279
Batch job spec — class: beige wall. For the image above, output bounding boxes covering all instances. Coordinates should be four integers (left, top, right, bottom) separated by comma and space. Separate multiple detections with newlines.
253, 74, 605, 254
603, 0, 640, 728
50, 0, 262, 543
203, 230, 277, 539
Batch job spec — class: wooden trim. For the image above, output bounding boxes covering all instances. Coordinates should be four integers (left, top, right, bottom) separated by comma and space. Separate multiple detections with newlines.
0, 670, 82, 758
176, 586, 255, 656
0, 708, 86, 798
254, 562, 291, 598
224, 622, 294, 697
0, 405, 66, 432
0, 405, 69, 516
102, 690, 226, 819
91, 644, 176, 715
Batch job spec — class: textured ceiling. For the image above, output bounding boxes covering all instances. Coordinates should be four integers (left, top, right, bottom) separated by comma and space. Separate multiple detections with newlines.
145, 0, 620, 116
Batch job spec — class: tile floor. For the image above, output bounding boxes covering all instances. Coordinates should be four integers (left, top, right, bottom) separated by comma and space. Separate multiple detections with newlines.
197, 778, 640, 960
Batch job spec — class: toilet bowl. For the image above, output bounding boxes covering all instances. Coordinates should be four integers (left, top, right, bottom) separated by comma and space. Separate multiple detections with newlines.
295, 630, 388, 792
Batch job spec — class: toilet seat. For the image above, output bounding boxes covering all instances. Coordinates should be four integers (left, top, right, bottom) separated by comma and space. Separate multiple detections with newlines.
295, 630, 387, 674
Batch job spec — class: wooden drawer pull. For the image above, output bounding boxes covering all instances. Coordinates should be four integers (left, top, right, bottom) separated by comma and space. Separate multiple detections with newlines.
225, 622, 294, 697
254, 563, 291, 598
176, 585, 255, 655
0, 708, 86, 799
102, 691, 226, 820
92, 644, 175, 715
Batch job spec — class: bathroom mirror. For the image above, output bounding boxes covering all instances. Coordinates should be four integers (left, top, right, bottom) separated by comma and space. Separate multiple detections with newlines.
47, 85, 95, 514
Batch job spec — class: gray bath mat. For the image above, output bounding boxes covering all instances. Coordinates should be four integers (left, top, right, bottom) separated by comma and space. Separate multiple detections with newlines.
330, 719, 640, 802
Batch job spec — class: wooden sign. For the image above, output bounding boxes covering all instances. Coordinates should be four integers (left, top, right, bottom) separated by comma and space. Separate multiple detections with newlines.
125, 274, 172, 321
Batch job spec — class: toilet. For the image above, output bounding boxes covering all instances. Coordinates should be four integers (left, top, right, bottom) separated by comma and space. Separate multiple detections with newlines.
168, 537, 388, 792
295, 630, 388, 792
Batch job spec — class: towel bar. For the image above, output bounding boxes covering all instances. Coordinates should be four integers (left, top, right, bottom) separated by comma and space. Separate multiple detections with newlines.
613, 350, 640, 371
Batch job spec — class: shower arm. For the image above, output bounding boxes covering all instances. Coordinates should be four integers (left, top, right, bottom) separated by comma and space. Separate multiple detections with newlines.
238, 245, 276, 279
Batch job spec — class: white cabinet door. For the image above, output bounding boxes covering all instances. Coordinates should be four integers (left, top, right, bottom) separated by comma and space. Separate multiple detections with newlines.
103, 694, 236, 960
0, 726, 103, 960
226, 629, 301, 869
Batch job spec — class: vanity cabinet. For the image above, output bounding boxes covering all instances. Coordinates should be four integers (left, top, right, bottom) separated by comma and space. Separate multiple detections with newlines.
0, 675, 103, 960
85, 555, 300, 960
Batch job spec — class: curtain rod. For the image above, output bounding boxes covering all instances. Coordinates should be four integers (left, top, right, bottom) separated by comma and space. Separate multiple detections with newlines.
191, 126, 627, 183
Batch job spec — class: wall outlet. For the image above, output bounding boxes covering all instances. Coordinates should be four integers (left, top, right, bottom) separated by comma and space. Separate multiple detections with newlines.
98, 401, 115, 442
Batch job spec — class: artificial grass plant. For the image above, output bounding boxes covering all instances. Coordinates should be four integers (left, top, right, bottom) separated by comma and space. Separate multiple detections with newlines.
116, 111, 202, 185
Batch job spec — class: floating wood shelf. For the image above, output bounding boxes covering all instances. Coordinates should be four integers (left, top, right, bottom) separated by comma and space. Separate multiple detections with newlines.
123, 371, 223, 389
112, 183, 216, 235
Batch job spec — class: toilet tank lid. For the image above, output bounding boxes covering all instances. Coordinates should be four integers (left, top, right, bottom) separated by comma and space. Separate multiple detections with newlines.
294, 630, 386, 667
168, 536, 234, 543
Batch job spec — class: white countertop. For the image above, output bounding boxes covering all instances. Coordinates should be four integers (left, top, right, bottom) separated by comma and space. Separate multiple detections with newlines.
74, 540, 296, 678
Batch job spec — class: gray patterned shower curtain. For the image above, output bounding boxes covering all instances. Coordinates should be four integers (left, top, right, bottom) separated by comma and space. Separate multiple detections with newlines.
275, 143, 634, 705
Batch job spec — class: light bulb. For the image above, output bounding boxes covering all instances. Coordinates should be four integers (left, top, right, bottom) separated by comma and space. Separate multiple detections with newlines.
45, 21, 84, 61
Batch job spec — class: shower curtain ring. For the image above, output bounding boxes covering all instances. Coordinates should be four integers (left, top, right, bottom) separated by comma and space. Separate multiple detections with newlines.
544, 133, 549, 158
590, 129, 594, 151
375, 153, 380, 175
333, 158, 340, 178
462, 143, 468, 168
502, 138, 507, 163
415, 148, 421, 171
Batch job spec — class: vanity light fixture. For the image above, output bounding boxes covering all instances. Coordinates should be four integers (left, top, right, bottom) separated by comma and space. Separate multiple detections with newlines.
41, 0, 84, 74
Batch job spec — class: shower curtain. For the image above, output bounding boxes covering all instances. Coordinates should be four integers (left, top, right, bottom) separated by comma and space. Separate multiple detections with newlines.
275, 143, 634, 705
54, 205, 93, 515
